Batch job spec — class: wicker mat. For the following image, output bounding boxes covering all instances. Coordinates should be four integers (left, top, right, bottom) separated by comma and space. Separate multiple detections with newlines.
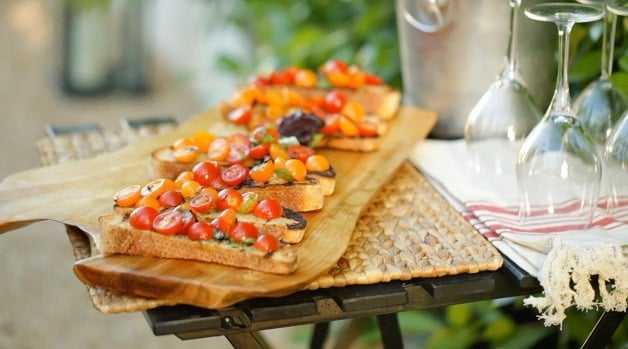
37, 127, 503, 313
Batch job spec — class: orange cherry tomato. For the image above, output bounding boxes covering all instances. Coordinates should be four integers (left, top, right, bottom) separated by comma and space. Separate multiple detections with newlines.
141, 178, 175, 199
173, 138, 196, 150
253, 198, 284, 220
284, 159, 307, 181
198, 186, 218, 203
305, 155, 330, 172
175, 171, 194, 188
128, 206, 159, 230
249, 161, 275, 184
193, 130, 215, 152
113, 184, 141, 207
207, 137, 230, 161
180, 180, 201, 198
326, 72, 351, 88
346, 69, 366, 89
339, 116, 360, 137
216, 188, 243, 211
173, 146, 198, 164
294, 69, 318, 88
254, 234, 280, 252
230, 221, 259, 242
269, 143, 289, 161
136, 196, 161, 211
341, 101, 365, 122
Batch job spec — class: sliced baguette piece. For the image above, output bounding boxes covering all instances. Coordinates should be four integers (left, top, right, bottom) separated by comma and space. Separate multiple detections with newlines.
99, 214, 297, 274
317, 135, 383, 152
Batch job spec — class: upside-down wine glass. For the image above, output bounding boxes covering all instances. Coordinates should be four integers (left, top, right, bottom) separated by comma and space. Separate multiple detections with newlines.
573, 0, 628, 146
517, 3, 605, 230
464, 0, 542, 176
603, 0, 628, 223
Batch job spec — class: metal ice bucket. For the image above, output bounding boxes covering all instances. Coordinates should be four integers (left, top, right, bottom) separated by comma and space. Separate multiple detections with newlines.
396, 0, 558, 138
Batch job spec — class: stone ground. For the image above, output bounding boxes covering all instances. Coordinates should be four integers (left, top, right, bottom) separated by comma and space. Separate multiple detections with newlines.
0, 1, 352, 348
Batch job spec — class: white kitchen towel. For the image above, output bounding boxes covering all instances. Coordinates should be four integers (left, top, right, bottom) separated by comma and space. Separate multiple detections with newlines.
411, 139, 627, 326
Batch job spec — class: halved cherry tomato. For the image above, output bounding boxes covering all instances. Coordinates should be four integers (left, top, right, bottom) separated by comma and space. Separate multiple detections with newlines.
189, 192, 215, 213
230, 221, 259, 242
113, 184, 141, 207
287, 145, 315, 163
341, 101, 365, 122
323, 90, 346, 114
226, 133, 251, 163
128, 206, 158, 230
321, 114, 340, 135
177, 208, 196, 234
216, 188, 243, 211
207, 137, 230, 161
254, 234, 280, 252
210, 176, 227, 190
175, 171, 194, 188
238, 192, 259, 214
221, 163, 249, 186
192, 130, 214, 152
152, 210, 184, 235
305, 155, 330, 172
136, 196, 160, 211
251, 75, 270, 88
339, 116, 360, 136
346, 69, 366, 89
198, 186, 218, 204
173, 138, 196, 150
284, 159, 307, 181
227, 105, 252, 125
249, 161, 275, 184
364, 73, 383, 85
173, 146, 198, 164
193, 161, 221, 186
253, 199, 284, 220
269, 70, 291, 85
247, 144, 270, 160
294, 69, 318, 88
321, 59, 349, 74
187, 221, 214, 240
357, 121, 379, 137
141, 178, 175, 199
326, 72, 351, 88
180, 180, 201, 199
215, 208, 237, 234
158, 190, 184, 208
251, 125, 280, 144
269, 143, 289, 160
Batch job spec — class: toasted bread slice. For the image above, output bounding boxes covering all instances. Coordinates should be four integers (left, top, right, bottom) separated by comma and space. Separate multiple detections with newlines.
99, 214, 298, 274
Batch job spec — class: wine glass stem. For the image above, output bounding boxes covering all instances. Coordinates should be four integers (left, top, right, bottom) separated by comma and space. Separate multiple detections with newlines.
505, 0, 522, 79
600, 10, 617, 79
550, 21, 575, 114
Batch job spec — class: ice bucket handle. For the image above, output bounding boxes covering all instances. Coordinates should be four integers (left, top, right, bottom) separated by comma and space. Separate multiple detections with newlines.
400, 0, 452, 33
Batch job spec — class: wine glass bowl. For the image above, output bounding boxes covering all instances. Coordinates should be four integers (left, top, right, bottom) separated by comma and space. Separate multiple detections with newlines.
516, 3, 605, 229
604, 111, 628, 223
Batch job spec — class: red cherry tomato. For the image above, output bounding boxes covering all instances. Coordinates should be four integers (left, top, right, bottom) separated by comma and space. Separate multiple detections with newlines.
254, 234, 280, 252
357, 122, 379, 137
178, 208, 196, 234
215, 208, 237, 234
193, 161, 221, 186
227, 105, 252, 125
158, 190, 183, 208
321, 114, 341, 135
189, 192, 215, 213
323, 90, 347, 114
128, 206, 159, 230
230, 221, 259, 242
247, 144, 270, 160
226, 133, 251, 163
221, 163, 249, 187
152, 210, 184, 235
187, 221, 214, 240
253, 199, 284, 220
216, 188, 244, 211
251, 125, 280, 144
321, 59, 349, 74
364, 73, 383, 85
287, 144, 315, 163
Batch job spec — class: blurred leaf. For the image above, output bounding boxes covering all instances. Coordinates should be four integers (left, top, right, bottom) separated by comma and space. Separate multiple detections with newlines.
445, 303, 472, 327
426, 327, 476, 349
570, 51, 602, 86
496, 324, 555, 349
398, 310, 445, 334
481, 315, 515, 343
609, 72, 628, 101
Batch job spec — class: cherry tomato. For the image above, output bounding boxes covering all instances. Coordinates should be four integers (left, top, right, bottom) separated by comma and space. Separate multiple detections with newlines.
251, 75, 270, 87
287, 145, 315, 163
323, 90, 347, 114
180, 180, 201, 198
230, 221, 259, 242
175, 171, 194, 188
341, 101, 365, 122
339, 116, 359, 136
364, 73, 383, 85
177, 208, 196, 234
220, 164, 249, 187
238, 192, 259, 214
192, 130, 214, 152
321, 114, 340, 135
269, 70, 291, 85
284, 159, 307, 181
326, 72, 351, 88
226, 133, 251, 163
128, 206, 159, 230
253, 199, 284, 220
321, 59, 349, 74
172, 138, 196, 150
215, 208, 237, 234
249, 161, 275, 184
251, 125, 280, 144
152, 210, 184, 235
158, 190, 184, 208
293, 69, 318, 88
173, 146, 198, 164
269, 143, 289, 161
193, 161, 221, 186
141, 178, 175, 199
247, 144, 270, 160
216, 188, 243, 211
113, 184, 141, 207
136, 196, 160, 211
210, 176, 227, 190
187, 221, 214, 241
346, 69, 366, 89
207, 137, 230, 161
306, 155, 330, 172
357, 121, 379, 137
199, 186, 219, 203
189, 192, 215, 213
254, 234, 280, 253
227, 105, 252, 125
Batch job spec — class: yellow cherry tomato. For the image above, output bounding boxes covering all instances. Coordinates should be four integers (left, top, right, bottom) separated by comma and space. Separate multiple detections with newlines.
173, 147, 198, 164
136, 195, 160, 211
284, 159, 307, 181
339, 116, 360, 137
294, 69, 318, 88
113, 184, 142, 207
250, 161, 275, 184
175, 171, 194, 188
341, 101, 365, 122
305, 155, 330, 172
193, 130, 215, 152
180, 180, 201, 199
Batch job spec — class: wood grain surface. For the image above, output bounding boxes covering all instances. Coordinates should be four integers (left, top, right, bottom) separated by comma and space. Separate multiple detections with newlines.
0, 106, 437, 309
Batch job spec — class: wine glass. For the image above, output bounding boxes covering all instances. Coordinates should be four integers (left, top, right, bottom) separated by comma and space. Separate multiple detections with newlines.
516, 3, 604, 230
464, 0, 542, 176
573, 0, 628, 146
603, 0, 628, 223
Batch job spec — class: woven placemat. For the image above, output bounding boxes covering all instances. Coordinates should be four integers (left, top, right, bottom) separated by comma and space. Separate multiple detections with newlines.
37, 127, 502, 313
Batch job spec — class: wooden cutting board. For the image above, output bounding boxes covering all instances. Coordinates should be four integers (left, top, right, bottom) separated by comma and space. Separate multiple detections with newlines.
0, 106, 437, 309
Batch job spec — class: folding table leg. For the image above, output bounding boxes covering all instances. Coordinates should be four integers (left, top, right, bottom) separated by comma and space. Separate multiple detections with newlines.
310, 322, 330, 349
376, 313, 404, 349
225, 331, 271, 349
579, 311, 626, 349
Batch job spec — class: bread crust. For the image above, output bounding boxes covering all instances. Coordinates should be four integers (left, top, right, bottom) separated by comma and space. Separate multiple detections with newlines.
99, 214, 298, 274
